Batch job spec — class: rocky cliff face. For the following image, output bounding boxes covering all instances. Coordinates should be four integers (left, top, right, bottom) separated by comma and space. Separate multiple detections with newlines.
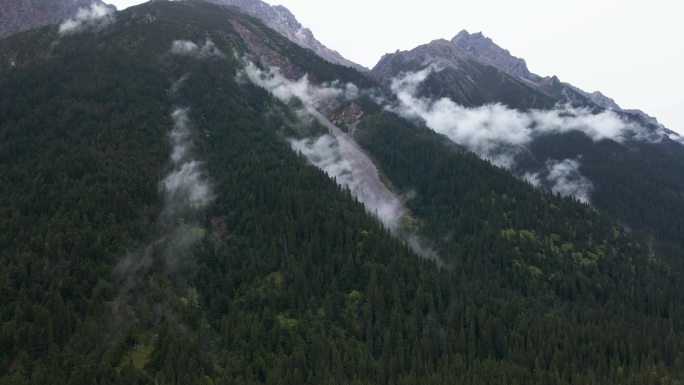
450, 30, 539, 83
371, 37, 556, 110
373, 30, 580, 106
371, 28, 684, 251
457, 31, 669, 126
0, 0, 113, 38
207, 0, 366, 71
447, 30, 605, 107
376, 29, 665, 127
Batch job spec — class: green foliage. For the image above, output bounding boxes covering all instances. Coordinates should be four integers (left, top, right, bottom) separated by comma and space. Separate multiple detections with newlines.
528, 131, 684, 253
0, 1, 682, 385
355, 111, 684, 381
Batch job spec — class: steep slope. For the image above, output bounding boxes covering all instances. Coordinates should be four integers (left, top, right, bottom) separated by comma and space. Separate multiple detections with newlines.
372, 30, 684, 251
449, 30, 539, 83
0, 0, 114, 38
372, 38, 555, 110
373, 29, 677, 129
448, 30, 673, 128
1, 1, 683, 384
206, 0, 367, 71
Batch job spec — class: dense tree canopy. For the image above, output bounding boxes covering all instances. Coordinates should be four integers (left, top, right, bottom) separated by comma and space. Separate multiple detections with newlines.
0, 1, 682, 384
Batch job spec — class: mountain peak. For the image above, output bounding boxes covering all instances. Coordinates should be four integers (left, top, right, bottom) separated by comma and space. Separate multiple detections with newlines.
452, 29, 486, 42
452, 29, 471, 39
587, 90, 621, 110
450, 29, 536, 81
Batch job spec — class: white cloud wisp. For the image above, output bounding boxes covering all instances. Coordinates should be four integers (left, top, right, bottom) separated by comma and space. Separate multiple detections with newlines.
170, 39, 225, 59
390, 66, 643, 169
162, 108, 213, 213
116, 107, 213, 278
387, 66, 680, 203
241, 59, 358, 107
59, 3, 115, 36
239, 59, 439, 261
545, 158, 593, 204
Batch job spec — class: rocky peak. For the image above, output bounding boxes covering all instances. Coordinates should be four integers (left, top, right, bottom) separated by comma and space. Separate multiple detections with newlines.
393, 38, 471, 70
450, 29, 537, 82
450, 30, 487, 45
587, 91, 621, 110
207, 0, 366, 71
548, 75, 561, 85
373, 28, 671, 133
0, 0, 113, 38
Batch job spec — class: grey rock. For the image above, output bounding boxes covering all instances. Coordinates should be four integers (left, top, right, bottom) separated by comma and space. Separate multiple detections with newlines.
448, 30, 602, 107
206, 0, 366, 71
587, 91, 621, 110
444, 30, 669, 124
0, 0, 113, 38
371, 36, 555, 110
450, 29, 539, 83
373, 29, 665, 122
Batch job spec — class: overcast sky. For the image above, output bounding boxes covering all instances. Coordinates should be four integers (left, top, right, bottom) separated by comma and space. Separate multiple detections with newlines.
107, 0, 684, 133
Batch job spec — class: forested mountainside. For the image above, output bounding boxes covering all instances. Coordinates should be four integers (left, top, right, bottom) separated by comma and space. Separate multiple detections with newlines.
372, 32, 684, 252
0, 1, 683, 384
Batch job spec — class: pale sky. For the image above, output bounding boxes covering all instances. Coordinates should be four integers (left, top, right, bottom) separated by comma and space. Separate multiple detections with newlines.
107, 0, 684, 134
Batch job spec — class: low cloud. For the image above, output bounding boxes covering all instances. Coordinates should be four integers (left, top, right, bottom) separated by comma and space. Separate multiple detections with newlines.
388, 67, 684, 203
241, 59, 357, 107
390, 66, 646, 168
240, 59, 439, 261
59, 3, 114, 36
289, 135, 353, 185
522, 158, 593, 203
289, 133, 440, 262
289, 134, 404, 226
161, 108, 213, 214
116, 106, 213, 279
239, 59, 394, 224
170, 39, 225, 59
169, 107, 192, 163
666, 131, 684, 145
163, 161, 213, 208
545, 158, 593, 203
523, 171, 542, 187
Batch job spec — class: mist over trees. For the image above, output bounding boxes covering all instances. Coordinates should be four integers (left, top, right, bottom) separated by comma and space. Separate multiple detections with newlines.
0, 1, 683, 384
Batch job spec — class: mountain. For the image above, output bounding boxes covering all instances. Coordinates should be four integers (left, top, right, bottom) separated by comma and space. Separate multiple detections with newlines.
449, 30, 538, 82
0, 0, 114, 38
372, 37, 556, 110
206, 0, 367, 71
1, 1, 683, 383
374, 29, 675, 125
447, 30, 670, 127
372, 30, 684, 252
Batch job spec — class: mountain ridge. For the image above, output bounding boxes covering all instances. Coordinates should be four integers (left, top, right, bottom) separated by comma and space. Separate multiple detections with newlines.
206, 0, 367, 71
371, 28, 684, 251
400, 29, 670, 129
